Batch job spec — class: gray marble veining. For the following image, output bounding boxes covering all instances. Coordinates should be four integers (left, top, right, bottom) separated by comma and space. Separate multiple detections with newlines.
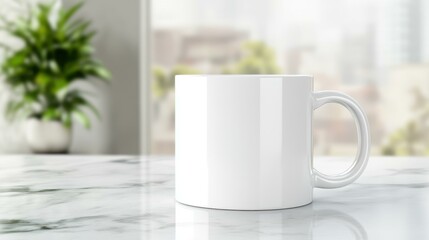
1, 156, 429, 239
0, 155, 141, 240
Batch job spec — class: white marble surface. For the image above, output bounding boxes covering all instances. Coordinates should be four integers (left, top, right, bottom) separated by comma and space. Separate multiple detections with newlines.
1, 156, 429, 239
0, 155, 141, 240
143, 157, 429, 240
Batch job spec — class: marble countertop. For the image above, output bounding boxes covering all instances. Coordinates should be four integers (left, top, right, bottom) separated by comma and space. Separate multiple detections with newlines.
1, 156, 429, 239
0, 155, 141, 240
145, 156, 429, 240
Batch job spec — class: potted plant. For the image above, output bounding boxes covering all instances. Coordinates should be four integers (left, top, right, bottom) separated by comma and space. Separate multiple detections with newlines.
0, 2, 110, 153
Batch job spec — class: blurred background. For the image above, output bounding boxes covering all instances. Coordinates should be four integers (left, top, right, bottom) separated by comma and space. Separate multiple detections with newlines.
151, 0, 429, 156
0, 0, 141, 154
0, 0, 429, 156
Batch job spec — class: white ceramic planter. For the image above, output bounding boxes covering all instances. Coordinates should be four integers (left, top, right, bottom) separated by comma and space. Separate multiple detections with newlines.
26, 118, 72, 153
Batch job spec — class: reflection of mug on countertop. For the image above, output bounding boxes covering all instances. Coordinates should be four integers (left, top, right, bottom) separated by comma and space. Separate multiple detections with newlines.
176, 75, 370, 210
175, 203, 368, 240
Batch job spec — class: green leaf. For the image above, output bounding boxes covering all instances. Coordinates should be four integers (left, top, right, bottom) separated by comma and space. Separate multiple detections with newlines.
152, 67, 169, 97
65, 19, 88, 37
24, 91, 38, 103
53, 77, 68, 93
42, 108, 60, 121
82, 100, 101, 120
48, 61, 60, 73
58, 2, 84, 30
6, 51, 27, 67
73, 109, 90, 128
35, 72, 50, 89
71, 20, 91, 36
62, 112, 72, 128
93, 66, 111, 80
36, 3, 53, 41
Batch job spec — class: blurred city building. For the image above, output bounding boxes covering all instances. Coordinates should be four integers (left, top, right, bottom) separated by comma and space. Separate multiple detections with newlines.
376, 0, 429, 69
152, 28, 248, 153
150, 0, 429, 156
153, 28, 248, 72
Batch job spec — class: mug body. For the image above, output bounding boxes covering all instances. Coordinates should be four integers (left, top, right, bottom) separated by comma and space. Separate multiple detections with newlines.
176, 75, 314, 210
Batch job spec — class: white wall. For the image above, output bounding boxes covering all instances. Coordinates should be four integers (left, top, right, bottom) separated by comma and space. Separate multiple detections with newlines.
64, 0, 141, 154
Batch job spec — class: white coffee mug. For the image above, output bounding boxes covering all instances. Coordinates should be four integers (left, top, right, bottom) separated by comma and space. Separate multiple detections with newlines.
175, 75, 370, 210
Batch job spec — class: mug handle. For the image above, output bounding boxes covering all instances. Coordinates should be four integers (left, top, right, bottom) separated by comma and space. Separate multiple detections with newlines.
312, 91, 370, 188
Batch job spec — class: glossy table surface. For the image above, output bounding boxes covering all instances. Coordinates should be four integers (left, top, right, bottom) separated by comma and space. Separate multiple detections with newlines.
0, 155, 141, 240
144, 156, 429, 240
1, 156, 429, 239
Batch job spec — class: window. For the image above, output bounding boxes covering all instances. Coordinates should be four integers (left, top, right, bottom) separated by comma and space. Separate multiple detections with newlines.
151, 0, 429, 156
